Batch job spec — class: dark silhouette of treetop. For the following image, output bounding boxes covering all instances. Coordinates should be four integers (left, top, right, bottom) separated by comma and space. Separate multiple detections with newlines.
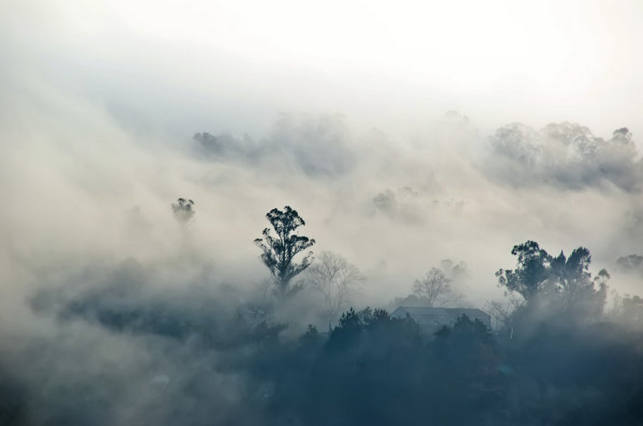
495, 241, 551, 300
172, 197, 195, 223
496, 240, 609, 318
254, 206, 315, 296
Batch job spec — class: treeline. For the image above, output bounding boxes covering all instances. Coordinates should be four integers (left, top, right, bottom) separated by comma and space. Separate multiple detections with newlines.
31, 274, 643, 425
2, 205, 643, 425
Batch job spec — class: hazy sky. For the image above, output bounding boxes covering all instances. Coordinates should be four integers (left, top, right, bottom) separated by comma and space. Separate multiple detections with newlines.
3, 0, 643, 137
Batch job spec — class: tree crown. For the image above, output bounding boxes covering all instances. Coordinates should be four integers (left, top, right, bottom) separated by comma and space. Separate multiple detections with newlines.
254, 206, 315, 296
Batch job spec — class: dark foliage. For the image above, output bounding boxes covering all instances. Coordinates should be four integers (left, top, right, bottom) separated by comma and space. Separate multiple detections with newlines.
254, 206, 315, 297
10, 241, 643, 425
23, 281, 643, 426
0, 370, 26, 426
496, 241, 608, 320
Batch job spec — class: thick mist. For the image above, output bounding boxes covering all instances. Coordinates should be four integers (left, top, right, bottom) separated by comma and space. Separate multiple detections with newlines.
2, 1, 643, 425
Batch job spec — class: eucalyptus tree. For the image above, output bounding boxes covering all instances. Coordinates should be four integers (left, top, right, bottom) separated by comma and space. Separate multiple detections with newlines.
254, 206, 315, 297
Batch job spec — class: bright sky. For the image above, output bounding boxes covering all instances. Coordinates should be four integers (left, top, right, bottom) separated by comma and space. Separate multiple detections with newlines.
3, 0, 643, 136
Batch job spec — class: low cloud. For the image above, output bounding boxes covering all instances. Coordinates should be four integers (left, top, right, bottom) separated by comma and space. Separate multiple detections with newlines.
193, 114, 356, 178
483, 122, 643, 192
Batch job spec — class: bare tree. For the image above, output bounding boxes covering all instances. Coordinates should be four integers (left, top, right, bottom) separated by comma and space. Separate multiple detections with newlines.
485, 295, 523, 333
254, 206, 315, 297
306, 251, 364, 316
172, 198, 195, 223
412, 267, 463, 307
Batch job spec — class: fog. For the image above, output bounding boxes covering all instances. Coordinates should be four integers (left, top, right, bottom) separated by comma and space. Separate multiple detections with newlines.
2, 1, 643, 425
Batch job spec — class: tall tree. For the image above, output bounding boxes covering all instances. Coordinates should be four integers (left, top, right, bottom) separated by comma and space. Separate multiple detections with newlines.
496, 240, 609, 318
495, 241, 550, 300
254, 206, 315, 297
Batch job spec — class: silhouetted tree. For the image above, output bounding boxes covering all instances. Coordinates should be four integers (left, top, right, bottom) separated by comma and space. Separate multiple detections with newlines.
172, 197, 195, 223
433, 315, 497, 380
495, 241, 550, 300
326, 307, 421, 354
496, 240, 609, 319
254, 206, 315, 297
